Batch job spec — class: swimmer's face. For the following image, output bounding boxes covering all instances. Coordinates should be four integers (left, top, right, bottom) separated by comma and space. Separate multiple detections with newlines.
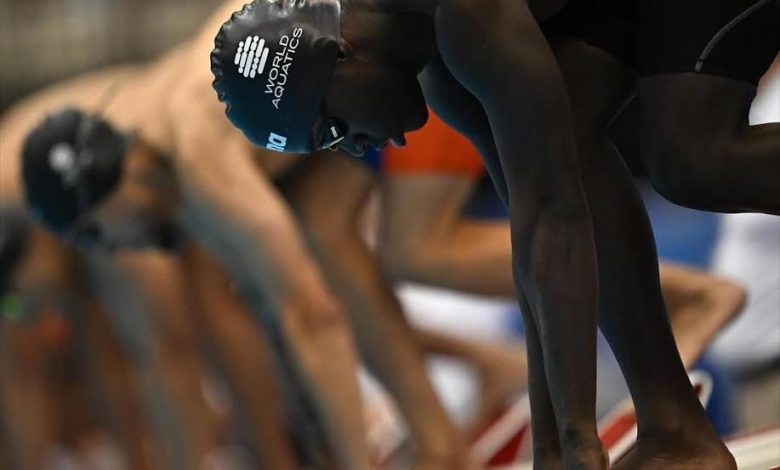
323, 6, 435, 155
324, 59, 429, 155
69, 143, 181, 251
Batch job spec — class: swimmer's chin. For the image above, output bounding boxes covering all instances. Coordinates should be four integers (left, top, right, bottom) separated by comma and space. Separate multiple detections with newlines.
337, 135, 403, 157
338, 145, 366, 157
336, 141, 371, 157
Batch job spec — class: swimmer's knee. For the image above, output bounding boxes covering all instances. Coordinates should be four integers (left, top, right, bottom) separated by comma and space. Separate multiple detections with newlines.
644, 147, 686, 205
642, 120, 729, 208
645, 155, 705, 208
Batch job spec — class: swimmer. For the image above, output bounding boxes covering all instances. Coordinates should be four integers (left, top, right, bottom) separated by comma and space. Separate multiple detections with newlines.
11, 99, 473, 468
0, 210, 156, 469
17, 99, 483, 467
2, 1, 372, 461
285, 109, 745, 436
210, 1, 733, 467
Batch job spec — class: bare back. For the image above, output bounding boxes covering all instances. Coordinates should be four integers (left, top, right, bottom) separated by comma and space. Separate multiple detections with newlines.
1, 0, 301, 211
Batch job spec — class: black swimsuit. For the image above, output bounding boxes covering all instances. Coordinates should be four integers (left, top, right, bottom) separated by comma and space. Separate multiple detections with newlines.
542, 0, 637, 67
639, 0, 779, 84
542, 0, 779, 85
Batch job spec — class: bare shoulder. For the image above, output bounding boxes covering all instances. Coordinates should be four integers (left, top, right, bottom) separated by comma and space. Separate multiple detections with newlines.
435, 0, 559, 45
435, 0, 499, 39
434, 0, 535, 92
162, 47, 234, 152
438, 0, 567, 22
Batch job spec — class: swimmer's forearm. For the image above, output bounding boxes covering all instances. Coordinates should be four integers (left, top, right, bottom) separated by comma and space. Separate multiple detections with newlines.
306, 223, 463, 452
434, 16, 598, 301
174, 129, 371, 467
181, 245, 298, 469
407, 221, 516, 297
457, 1, 601, 439
175, 137, 327, 309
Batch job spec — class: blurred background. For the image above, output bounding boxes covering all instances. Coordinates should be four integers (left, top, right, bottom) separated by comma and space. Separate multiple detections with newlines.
0, 1, 778, 469
0, 0, 218, 112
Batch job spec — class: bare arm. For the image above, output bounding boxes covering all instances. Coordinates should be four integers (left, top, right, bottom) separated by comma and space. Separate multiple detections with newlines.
168, 86, 371, 469
181, 244, 298, 470
112, 252, 219, 463
281, 153, 473, 466
379, 173, 515, 297
435, 0, 603, 461
171, 108, 330, 313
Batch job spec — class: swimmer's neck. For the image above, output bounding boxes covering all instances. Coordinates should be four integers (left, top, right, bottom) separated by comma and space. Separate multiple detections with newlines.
376, 0, 438, 16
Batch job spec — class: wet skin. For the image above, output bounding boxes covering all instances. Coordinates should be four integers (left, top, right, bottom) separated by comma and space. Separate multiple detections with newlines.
325, 0, 734, 467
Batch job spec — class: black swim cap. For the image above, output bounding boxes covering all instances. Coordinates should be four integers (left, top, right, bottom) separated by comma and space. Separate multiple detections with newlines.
211, 0, 345, 154
22, 108, 127, 234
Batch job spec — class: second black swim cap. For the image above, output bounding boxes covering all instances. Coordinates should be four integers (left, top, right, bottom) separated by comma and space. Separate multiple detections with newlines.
22, 108, 127, 234
211, 0, 342, 153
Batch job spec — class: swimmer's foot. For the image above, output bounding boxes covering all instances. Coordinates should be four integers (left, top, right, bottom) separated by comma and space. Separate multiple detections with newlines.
666, 271, 746, 368
468, 341, 528, 434
612, 432, 736, 470
561, 435, 608, 470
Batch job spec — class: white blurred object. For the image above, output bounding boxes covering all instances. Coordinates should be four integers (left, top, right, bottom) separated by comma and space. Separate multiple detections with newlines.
748, 58, 780, 125
726, 428, 780, 470
397, 283, 518, 424
710, 213, 780, 372
709, 61, 780, 374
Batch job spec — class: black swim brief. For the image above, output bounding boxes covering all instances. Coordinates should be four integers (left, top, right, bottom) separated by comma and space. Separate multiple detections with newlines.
542, 0, 637, 68
639, 0, 780, 84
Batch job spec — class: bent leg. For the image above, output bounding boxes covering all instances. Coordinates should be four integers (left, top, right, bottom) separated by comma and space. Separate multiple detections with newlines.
554, 38, 735, 468
640, 70, 780, 214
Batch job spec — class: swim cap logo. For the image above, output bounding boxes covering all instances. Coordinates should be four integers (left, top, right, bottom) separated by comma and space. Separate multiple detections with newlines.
49, 144, 81, 187
234, 35, 270, 78
266, 132, 288, 152
264, 28, 304, 109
